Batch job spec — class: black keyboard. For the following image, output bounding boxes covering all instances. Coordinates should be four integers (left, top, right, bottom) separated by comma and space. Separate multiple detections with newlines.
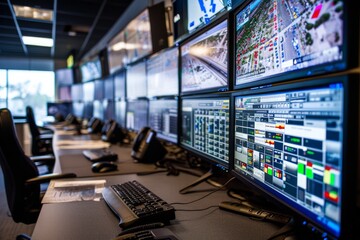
115, 228, 179, 240
102, 180, 175, 229
82, 149, 118, 162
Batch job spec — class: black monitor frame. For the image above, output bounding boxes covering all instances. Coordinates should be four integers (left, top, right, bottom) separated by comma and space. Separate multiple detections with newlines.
230, 73, 359, 239
232, 0, 359, 91
180, 14, 230, 96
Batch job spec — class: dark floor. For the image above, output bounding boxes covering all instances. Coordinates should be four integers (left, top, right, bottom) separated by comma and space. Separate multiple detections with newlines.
0, 167, 35, 240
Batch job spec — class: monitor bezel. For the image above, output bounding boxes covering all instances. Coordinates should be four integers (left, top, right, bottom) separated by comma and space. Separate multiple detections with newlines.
179, 14, 230, 96
230, 73, 359, 239
232, 0, 359, 91
179, 92, 232, 170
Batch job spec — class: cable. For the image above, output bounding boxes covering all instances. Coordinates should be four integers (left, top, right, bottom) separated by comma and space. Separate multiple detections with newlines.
170, 177, 235, 205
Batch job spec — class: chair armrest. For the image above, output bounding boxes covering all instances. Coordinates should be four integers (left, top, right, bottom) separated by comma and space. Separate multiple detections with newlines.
30, 154, 55, 163
25, 173, 77, 185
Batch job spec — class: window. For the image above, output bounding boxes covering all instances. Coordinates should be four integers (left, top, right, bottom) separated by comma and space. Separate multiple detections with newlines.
6, 70, 55, 123
0, 70, 6, 108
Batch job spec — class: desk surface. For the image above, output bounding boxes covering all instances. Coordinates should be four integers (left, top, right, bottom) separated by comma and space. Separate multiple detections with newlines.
32, 128, 284, 240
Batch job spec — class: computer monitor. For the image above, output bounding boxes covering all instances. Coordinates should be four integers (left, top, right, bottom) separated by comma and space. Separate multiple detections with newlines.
72, 102, 84, 118
181, 17, 228, 95
80, 56, 102, 82
232, 74, 359, 239
147, 47, 179, 98
83, 102, 93, 120
93, 100, 104, 120
58, 86, 71, 101
83, 81, 95, 102
55, 68, 74, 85
180, 94, 230, 192
114, 70, 126, 101
107, 29, 128, 74
115, 100, 126, 127
103, 99, 115, 121
126, 99, 149, 132
126, 60, 147, 100
47, 102, 72, 118
103, 76, 114, 100
94, 80, 104, 100
149, 99, 178, 143
234, 0, 358, 89
71, 84, 83, 102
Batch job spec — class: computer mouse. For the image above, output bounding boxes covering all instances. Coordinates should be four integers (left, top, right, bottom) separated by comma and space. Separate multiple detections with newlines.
91, 161, 118, 173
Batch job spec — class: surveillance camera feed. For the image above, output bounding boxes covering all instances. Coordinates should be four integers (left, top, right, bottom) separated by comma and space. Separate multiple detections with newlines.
181, 19, 228, 94
233, 81, 345, 238
187, 0, 232, 32
235, 0, 345, 87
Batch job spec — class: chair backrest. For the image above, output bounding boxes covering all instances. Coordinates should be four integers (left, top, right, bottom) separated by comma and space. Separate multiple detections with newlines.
26, 106, 41, 138
0, 108, 41, 224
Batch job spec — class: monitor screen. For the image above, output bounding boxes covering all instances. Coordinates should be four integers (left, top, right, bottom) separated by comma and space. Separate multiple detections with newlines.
232, 75, 358, 239
234, 0, 348, 88
114, 70, 126, 100
56, 68, 73, 85
83, 102, 93, 120
107, 29, 128, 74
126, 99, 149, 131
93, 100, 104, 120
94, 80, 104, 100
72, 102, 84, 118
103, 100, 115, 121
180, 95, 230, 167
149, 99, 178, 143
187, 0, 232, 32
104, 76, 114, 100
115, 100, 126, 127
58, 86, 71, 101
71, 84, 83, 101
147, 47, 179, 98
47, 102, 72, 118
126, 61, 147, 99
125, 9, 152, 63
181, 19, 228, 94
80, 56, 102, 82
83, 81, 95, 102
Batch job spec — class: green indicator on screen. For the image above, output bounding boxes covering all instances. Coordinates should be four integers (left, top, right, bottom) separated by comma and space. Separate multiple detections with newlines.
298, 163, 305, 174
307, 150, 315, 155
306, 168, 314, 179
291, 137, 301, 143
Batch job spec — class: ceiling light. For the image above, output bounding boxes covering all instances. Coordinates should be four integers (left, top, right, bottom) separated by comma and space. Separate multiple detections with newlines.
22, 36, 53, 47
13, 5, 53, 21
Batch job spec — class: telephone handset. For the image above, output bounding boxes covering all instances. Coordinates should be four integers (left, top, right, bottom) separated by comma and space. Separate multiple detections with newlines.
87, 117, 103, 134
131, 127, 167, 163
101, 119, 124, 143
65, 113, 78, 125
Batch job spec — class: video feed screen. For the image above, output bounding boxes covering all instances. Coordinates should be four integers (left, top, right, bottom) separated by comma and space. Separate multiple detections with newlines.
126, 61, 147, 99
107, 30, 128, 74
72, 102, 84, 118
103, 100, 115, 121
149, 99, 178, 143
181, 19, 228, 94
181, 96, 230, 166
94, 80, 104, 100
58, 86, 71, 101
71, 84, 83, 101
233, 82, 344, 238
104, 76, 114, 100
125, 9, 152, 63
80, 56, 102, 82
56, 68, 73, 85
187, 0, 231, 32
83, 81, 95, 102
93, 100, 104, 120
147, 47, 179, 98
126, 99, 149, 131
114, 70, 126, 100
47, 102, 72, 118
83, 102, 93, 120
235, 0, 345, 87
115, 101, 126, 127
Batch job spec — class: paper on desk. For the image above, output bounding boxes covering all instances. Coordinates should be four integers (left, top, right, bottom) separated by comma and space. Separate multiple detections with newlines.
56, 140, 110, 149
42, 179, 106, 204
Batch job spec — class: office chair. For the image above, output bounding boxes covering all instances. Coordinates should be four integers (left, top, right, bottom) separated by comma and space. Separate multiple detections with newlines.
0, 108, 77, 226
25, 106, 54, 156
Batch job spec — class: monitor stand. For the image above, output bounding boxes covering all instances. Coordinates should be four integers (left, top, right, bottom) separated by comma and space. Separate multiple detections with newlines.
179, 166, 228, 194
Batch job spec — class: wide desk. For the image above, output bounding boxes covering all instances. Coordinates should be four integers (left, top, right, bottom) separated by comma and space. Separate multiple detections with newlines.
31, 128, 283, 240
